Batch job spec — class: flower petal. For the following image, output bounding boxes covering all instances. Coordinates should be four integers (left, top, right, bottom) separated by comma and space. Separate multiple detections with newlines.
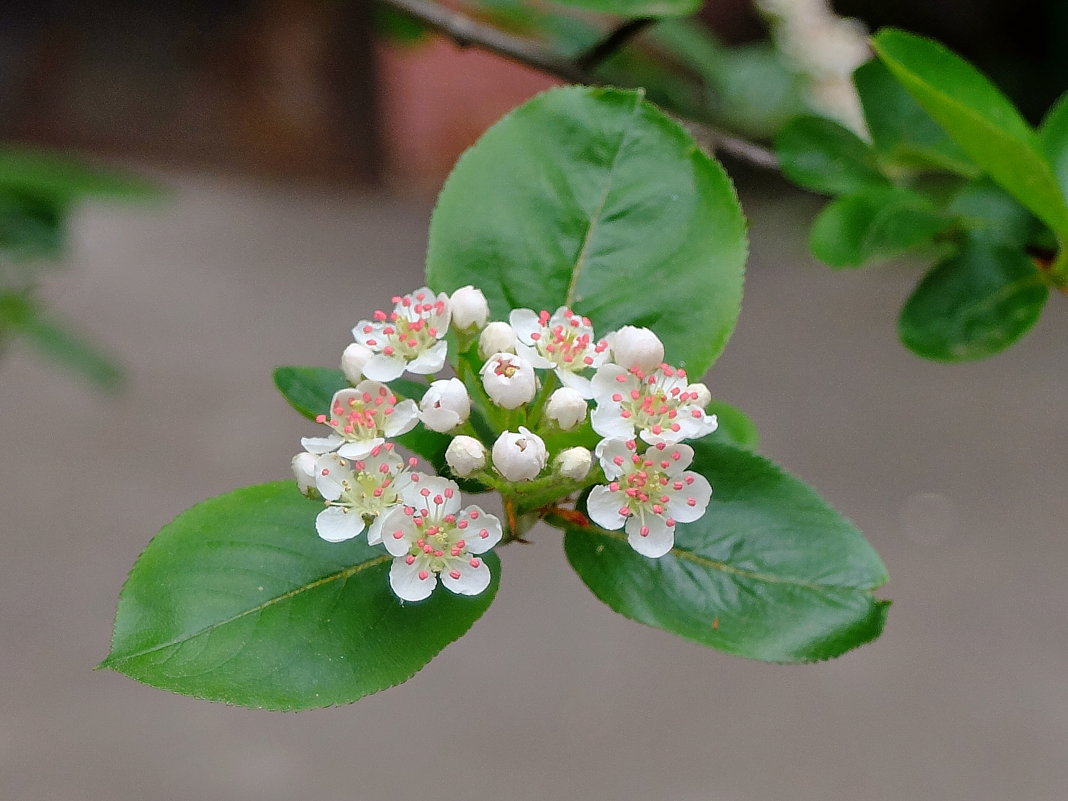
408, 340, 448, 375
666, 471, 712, 523
300, 434, 342, 455
555, 369, 594, 399
586, 485, 627, 531
460, 506, 502, 553
362, 354, 407, 382
625, 514, 675, 558
313, 453, 348, 500
440, 556, 491, 596
338, 438, 381, 460
591, 404, 635, 439
594, 438, 632, 480
389, 556, 436, 602
378, 506, 416, 555
316, 506, 366, 542
508, 308, 541, 342
385, 399, 420, 436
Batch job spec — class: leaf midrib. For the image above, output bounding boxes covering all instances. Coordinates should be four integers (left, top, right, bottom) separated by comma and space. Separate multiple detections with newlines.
103, 555, 391, 666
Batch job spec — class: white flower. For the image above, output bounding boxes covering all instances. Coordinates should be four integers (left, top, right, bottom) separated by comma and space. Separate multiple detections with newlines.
591, 363, 718, 445
509, 306, 608, 398
492, 427, 548, 481
419, 377, 471, 433
291, 452, 318, 497
478, 322, 516, 358
555, 447, 592, 480
605, 326, 664, 373
449, 285, 489, 330
340, 343, 373, 384
352, 287, 451, 381
480, 352, 537, 409
378, 474, 502, 601
445, 435, 488, 477
544, 387, 587, 430
312, 445, 416, 544
586, 439, 712, 558
301, 381, 419, 460
685, 382, 712, 409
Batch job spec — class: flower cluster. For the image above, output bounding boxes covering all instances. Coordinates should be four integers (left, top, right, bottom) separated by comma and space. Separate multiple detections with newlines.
292, 284, 720, 601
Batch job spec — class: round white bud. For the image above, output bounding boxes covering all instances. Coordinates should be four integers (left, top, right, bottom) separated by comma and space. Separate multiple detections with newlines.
480, 352, 537, 409
449, 285, 490, 331
606, 326, 665, 373
685, 382, 712, 408
340, 342, 373, 384
445, 435, 488, 477
492, 427, 548, 482
544, 387, 588, 430
555, 447, 592, 481
291, 452, 319, 498
478, 322, 516, 359
418, 377, 471, 433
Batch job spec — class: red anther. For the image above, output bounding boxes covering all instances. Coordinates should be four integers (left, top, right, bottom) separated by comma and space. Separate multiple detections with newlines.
612, 393, 623, 402
615, 374, 628, 383
687, 498, 697, 506
469, 510, 479, 519
673, 481, 684, 490
479, 529, 489, 538
640, 526, 650, 537
393, 531, 404, 539
609, 482, 620, 491
470, 558, 481, 568
366, 339, 377, 347
321, 469, 330, 476
449, 570, 462, 580
456, 539, 465, 549
666, 518, 675, 527
618, 506, 630, 516
420, 488, 430, 497
405, 555, 416, 565
672, 452, 682, 460
530, 332, 541, 341
691, 410, 703, 418
418, 570, 429, 580
620, 410, 632, 418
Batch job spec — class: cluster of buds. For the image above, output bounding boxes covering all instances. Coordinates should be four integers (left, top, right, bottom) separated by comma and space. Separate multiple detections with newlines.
292, 284, 719, 601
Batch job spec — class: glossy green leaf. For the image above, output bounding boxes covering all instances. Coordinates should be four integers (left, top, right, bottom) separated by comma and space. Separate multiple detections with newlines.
948, 179, 1040, 249
1039, 91, 1068, 199
809, 186, 949, 268
853, 59, 975, 176
426, 86, 747, 376
0, 292, 122, 388
706, 399, 758, 450
102, 482, 500, 709
899, 237, 1049, 361
775, 115, 888, 196
872, 29, 1068, 239
548, 0, 700, 17
562, 441, 888, 663
0, 147, 157, 202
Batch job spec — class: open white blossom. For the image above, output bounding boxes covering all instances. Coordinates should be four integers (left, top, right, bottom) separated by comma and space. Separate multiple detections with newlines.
301, 382, 418, 460
591, 363, 717, 445
378, 474, 502, 601
480, 351, 537, 409
450, 285, 490, 330
352, 287, 451, 381
509, 306, 608, 398
492, 427, 548, 482
418, 377, 471, 433
586, 439, 712, 558
312, 445, 416, 544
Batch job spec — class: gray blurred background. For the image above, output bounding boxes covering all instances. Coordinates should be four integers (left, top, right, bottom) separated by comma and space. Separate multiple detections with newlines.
2, 3, 1067, 800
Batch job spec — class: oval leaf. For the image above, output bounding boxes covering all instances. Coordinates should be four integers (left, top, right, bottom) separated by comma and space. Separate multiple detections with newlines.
774, 114, 889, 196
426, 86, 747, 375
561, 441, 888, 663
899, 237, 1049, 361
706, 399, 759, 450
102, 482, 500, 709
872, 29, 1068, 239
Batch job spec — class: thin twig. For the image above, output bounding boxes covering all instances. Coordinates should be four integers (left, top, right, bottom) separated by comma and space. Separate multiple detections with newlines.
377, 0, 780, 171
576, 16, 656, 72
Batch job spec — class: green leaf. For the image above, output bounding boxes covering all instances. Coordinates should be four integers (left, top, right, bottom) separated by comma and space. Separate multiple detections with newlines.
706, 399, 758, 450
102, 482, 500, 709
426, 86, 747, 376
1039, 91, 1068, 199
853, 59, 975, 176
0, 193, 65, 259
0, 147, 157, 202
899, 237, 1049, 361
809, 186, 950, 268
562, 441, 888, 663
774, 115, 888, 195
947, 179, 1041, 249
871, 28, 1068, 239
0, 292, 122, 388
548, 0, 700, 17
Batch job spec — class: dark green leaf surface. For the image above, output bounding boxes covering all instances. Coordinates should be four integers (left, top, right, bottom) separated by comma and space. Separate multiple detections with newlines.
706, 399, 758, 450
872, 29, 1068, 239
948, 179, 1040, 249
426, 86, 747, 376
853, 59, 974, 175
899, 238, 1049, 361
809, 186, 949, 268
774, 115, 888, 195
549, 0, 700, 17
103, 482, 500, 709
563, 441, 888, 662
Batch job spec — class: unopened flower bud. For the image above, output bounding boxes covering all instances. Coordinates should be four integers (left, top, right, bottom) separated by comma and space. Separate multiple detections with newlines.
545, 387, 587, 430
685, 382, 711, 408
291, 452, 319, 498
478, 322, 516, 359
446, 435, 488, 477
449, 285, 490, 331
480, 352, 537, 409
555, 446, 592, 480
492, 427, 548, 481
341, 342, 373, 384
606, 326, 664, 373
419, 377, 471, 432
